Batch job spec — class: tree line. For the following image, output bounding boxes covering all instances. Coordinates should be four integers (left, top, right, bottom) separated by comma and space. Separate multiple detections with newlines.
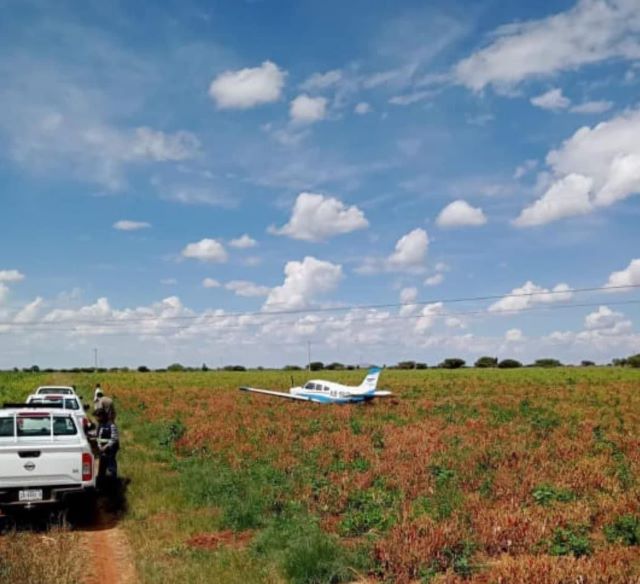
7, 352, 640, 373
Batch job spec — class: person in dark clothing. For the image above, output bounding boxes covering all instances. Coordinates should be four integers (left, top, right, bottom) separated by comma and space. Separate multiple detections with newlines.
96, 409, 119, 483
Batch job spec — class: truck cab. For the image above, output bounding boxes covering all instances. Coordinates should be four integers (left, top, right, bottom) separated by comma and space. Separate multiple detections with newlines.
0, 404, 95, 513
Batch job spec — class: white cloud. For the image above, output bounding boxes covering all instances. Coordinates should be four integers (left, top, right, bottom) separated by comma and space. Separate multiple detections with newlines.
202, 278, 221, 289
605, 258, 640, 290
387, 228, 429, 272
161, 278, 177, 285
514, 159, 538, 179
505, 328, 524, 342
289, 94, 328, 124
229, 234, 257, 249
271, 192, 368, 242
400, 287, 418, 304
530, 88, 571, 111
436, 200, 487, 227
358, 228, 430, 274
264, 256, 342, 311
208, 61, 286, 109
424, 273, 444, 287
0, 270, 25, 283
454, 0, 640, 92
354, 102, 372, 115
300, 70, 342, 91
130, 127, 200, 161
225, 280, 271, 298
514, 173, 594, 226
570, 100, 613, 114
181, 239, 228, 263
585, 305, 631, 333
415, 302, 444, 333
489, 281, 573, 313
14, 297, 44, 323
113, 220, 151, 231
515, 108, 640, 226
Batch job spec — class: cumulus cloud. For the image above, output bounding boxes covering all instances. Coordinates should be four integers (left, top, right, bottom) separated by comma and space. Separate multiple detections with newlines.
358, 228, 430, 274
605, 258, 640, 290
264, 256, 342, 311
113, 220, 151, 231
399, 287, 419, 316
530, 88, 571, 111
225, 280, 271, 298
208, 61, 286, 109
515, 108, 640, 226
229, 234, 257, 249
0, 270, 25, 283
436, 200, 487, 227
271, 192, 368, 242
514, 159, 538, 179
585, 305, 631, 333
424, 273, 444, 287
354, 102, 372, 115
181, 239, 228, 263
505, 328, 524, 342
489, 281, 573, 313
202, 278, 221, 289
387, 228, 429, 271
454, 0, 640, 92
415, 302, 444, 333
289, 95, 328, 124
300, 70, 342, 91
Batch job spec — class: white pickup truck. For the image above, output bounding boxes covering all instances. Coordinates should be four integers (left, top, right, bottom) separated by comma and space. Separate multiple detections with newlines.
0, 404, 95, 514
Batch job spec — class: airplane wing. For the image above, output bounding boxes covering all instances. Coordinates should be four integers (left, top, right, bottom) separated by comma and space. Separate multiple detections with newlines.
238, 387, 312, 401
372, 390, 393, 397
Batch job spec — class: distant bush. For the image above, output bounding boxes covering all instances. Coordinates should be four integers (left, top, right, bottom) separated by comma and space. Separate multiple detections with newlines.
309, 361, 324, 371
396, 361, 416, 370
167, 363, 185, 372
325, 362, 345, 370
533, 358, 562, 368
628, 354, 640, 368
415, 362, 428, 369
439, 358, 466, 369
498, 359, 522, 369
283, 365, 302, 371
581, 360, 596, 367
223, 365, 247, 372
474, 356, 498, 368
137, 365, 150, 372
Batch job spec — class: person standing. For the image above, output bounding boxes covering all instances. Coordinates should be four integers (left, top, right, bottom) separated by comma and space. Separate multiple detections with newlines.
93, 386, 116, 422
96, 409, 119, 483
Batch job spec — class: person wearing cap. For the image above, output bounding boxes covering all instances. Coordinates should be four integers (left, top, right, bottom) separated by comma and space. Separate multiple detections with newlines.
95, 408, 119, 483
93, 384, 116, 422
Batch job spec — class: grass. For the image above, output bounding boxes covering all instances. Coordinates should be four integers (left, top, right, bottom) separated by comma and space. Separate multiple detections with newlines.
1, 367, 640, 582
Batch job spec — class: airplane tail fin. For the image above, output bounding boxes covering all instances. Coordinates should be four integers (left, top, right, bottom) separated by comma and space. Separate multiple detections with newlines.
358, 367, 381, 392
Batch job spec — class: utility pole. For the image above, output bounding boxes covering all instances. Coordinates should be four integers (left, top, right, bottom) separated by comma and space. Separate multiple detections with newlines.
307, 340, 311, 371
93, 348, 98, 369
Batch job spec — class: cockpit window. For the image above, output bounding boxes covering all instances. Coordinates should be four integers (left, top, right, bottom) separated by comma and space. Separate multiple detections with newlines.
305, 383, 315, 390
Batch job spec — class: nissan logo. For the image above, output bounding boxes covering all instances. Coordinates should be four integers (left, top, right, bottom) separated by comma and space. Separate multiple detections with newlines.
24, 462, 35, 471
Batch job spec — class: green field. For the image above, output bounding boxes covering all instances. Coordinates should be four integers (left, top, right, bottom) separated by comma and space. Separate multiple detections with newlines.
1, 368, 640, 583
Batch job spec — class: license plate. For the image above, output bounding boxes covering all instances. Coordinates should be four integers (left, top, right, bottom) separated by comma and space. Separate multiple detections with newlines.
18, 489, 43, 502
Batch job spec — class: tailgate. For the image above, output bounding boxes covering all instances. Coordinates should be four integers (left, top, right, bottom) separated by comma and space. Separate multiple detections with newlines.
0, 445, 84, 488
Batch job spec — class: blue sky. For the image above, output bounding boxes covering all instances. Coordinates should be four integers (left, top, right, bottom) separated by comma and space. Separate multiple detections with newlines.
0, 0, 639, 368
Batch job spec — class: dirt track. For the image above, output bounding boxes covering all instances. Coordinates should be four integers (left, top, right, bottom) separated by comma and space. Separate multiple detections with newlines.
82, 518, 137, 584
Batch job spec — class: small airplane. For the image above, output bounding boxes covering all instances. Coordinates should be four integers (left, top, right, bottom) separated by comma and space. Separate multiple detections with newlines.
239, 367, 391, 404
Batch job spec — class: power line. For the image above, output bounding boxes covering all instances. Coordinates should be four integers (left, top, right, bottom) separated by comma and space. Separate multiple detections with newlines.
0, 283, 638, 329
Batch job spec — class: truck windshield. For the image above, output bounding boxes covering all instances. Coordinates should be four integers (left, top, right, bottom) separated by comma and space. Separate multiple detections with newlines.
0, 417, 13, 437
16, 415, 77, 437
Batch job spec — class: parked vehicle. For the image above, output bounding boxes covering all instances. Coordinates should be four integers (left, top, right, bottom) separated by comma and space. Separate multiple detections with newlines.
34, 385, 77, 397
26, 393, 91, 434
0, 404, 95, 518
